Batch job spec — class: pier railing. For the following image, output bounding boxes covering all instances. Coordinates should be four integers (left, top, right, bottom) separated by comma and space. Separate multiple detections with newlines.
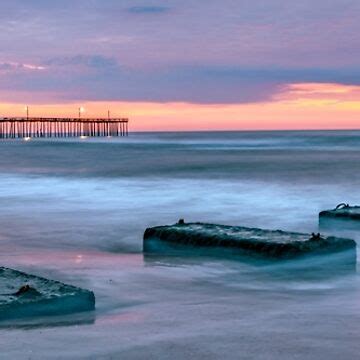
0, 117, 129, 138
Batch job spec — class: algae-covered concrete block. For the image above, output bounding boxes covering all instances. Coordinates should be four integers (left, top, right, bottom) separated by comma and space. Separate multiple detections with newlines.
144, 222, 356, 259
0, 267, 95, 321
320, 203, 360, 221
319, 204, 360, 232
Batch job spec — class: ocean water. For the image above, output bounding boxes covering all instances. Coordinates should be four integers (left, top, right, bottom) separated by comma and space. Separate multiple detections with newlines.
0, 131, 360, 359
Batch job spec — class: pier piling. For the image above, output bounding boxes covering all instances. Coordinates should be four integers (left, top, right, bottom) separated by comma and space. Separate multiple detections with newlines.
0, 117, 129, 139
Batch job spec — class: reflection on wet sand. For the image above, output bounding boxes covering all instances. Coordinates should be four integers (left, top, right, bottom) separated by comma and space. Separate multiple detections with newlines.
0, 311, 95, 330
143, 247, 357, 283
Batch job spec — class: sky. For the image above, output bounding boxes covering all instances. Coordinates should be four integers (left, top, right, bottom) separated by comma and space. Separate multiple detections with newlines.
0, 0, 359, 131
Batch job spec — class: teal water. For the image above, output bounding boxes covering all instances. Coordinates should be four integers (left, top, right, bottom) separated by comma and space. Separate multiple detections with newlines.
0, 131, 359, 359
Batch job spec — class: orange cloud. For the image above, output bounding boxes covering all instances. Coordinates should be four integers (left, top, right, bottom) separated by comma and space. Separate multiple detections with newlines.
278, 83, 360, 102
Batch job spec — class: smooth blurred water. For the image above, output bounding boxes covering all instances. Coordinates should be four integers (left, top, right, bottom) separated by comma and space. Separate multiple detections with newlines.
0, 131, 360, 359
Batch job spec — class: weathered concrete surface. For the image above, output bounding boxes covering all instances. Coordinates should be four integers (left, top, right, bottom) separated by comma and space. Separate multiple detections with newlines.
320, 204, 360, 220
144, 222, 356, 259
0, 267, 95, 321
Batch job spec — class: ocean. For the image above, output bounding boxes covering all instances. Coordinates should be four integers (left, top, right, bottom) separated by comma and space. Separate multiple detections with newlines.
0, 131, 360, 359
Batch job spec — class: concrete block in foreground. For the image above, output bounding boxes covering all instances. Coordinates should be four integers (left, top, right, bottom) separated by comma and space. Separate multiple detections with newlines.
144, 222, 356, 260
0, 267, 95, 321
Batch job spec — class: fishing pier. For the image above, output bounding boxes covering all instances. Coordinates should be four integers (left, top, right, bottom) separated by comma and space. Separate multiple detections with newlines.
0, 117, 129, 139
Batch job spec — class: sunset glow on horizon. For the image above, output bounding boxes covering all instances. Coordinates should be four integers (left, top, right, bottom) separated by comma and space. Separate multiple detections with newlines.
0, 82, 359, 131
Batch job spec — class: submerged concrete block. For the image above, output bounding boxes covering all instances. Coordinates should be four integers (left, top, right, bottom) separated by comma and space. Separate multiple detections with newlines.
0, 267, 95, 321
144, 222, 356, 260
